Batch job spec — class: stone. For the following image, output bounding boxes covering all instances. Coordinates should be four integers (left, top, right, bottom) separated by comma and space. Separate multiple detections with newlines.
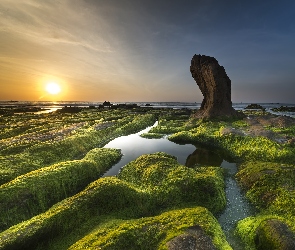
245, 103, 265, 110
254, 219, 295, 250
167, 225, 217, 250
190, 54, 242, 119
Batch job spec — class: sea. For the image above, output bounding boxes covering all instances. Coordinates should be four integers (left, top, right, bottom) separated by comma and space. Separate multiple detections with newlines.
0, 101, 294, 117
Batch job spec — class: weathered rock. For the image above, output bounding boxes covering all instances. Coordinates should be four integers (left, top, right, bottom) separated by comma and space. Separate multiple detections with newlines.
271, 106, 295, 112
245, 103, 265, 110
220, 127, 245, 136
190, 54, 242, 119
167, 225, 217, 250
254, 219, 295, 250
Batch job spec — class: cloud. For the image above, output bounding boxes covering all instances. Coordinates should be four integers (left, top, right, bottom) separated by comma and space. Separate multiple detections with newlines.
0, 0, 295, 102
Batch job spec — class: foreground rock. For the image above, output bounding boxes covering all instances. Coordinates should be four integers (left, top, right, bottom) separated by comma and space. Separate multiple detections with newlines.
255, 219, 295, 250
190, 54, 242, 120
167, 225, 217, 250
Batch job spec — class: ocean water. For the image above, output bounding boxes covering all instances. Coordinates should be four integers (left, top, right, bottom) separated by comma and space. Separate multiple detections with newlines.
0, 101, 294, 117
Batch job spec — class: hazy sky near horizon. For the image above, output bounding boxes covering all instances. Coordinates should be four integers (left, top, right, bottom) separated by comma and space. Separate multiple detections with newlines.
0, 0, 294, 103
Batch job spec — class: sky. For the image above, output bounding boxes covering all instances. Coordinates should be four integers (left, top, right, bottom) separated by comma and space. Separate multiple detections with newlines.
0, 0, 294, 103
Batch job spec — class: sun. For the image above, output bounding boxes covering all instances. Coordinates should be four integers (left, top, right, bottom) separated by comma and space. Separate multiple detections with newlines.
46, 82, 61, 95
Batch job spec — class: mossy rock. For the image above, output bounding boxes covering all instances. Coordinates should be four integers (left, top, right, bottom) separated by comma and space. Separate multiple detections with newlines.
0, 152, 227, 249
68, 207, 231, 250
254, 219, 295, 250
0, 148, 122, 231
236, 215, 295, 250
167, 225, 217, 250
236, 161, 295, 214
0, 177, 148, 250
245, 104, 264, 110
140, 132, 165, 139
118, 152, 226, 214
0, 113, 156, 185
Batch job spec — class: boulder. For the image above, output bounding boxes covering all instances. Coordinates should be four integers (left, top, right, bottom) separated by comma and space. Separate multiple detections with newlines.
255, 219, 295, 250
190, 54, 242, 120
245, 104, 265, 110
167, 225, 217, 250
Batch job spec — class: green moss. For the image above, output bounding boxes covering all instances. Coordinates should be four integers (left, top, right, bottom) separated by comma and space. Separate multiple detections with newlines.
236, 215, 295, 250
0, 177, 147, 250
118, 152, 226, 214
148, 112, 192, 135
69, 207, 231, 250
140, 132, 164, 139
168, 121, 295, 163
0, 112, 156, 185
235, 161, 295, 249
236, 161, 295, 215
0, 153, 227, 249
0, 148, 122, 231
269, 125, 295, 137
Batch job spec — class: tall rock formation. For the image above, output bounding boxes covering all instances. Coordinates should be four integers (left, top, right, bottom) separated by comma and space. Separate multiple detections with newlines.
190, 54, 242, 119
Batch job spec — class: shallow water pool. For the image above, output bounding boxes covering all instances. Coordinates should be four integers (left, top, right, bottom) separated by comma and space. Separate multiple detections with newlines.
103, 122, 255, 248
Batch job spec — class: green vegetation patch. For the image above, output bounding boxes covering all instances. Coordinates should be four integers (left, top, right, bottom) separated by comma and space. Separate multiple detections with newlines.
0, 177, 147, 250
0, 148, 121, 231
235, 161, 295, 249
69, 207, 231, 250
118, 152, 226, 214
168, 121, 295, 163
0, 152, 227, 249
140, 132, 165, 139
0, 112, 156, 185
148, 111, 193, 135
236, 161, 295, 214
236, 215, 295, 250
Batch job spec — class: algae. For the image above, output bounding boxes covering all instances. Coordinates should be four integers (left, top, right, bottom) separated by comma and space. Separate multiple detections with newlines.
0, 152, 227, 249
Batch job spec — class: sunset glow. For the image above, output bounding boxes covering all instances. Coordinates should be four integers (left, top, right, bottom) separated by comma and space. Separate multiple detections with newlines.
46, 82, 61, 95
0, 1, 294, 103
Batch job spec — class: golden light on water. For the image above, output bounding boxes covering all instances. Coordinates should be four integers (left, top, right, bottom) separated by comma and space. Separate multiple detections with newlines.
46, 82, 61, 95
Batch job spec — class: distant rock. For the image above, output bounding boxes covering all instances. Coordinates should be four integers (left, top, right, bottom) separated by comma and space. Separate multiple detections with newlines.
57, 106, 81, 113
167, 225, 217, 250
255, 219, 295, 250
245, 104, 264, 110
190, 54, 243, 120
103, 101, 112, 107
271, 106, 295, 112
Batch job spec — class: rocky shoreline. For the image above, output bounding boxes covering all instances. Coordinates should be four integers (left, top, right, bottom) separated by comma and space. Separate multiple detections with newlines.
0, 106, 295, 249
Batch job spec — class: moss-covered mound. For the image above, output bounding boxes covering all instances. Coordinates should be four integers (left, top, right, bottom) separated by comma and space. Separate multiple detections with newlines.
168, 121, 295, 163
254, 219, 295, 250
0, 112, 156, 185
0, 177, 146, 250
140, 132, 165, 139
118, 152, 226, 214
236, 161, 295, 215
0, 153, 228, 249
235, 161, 295, 249
69, 207, 231, 250
0, 148, 122, 231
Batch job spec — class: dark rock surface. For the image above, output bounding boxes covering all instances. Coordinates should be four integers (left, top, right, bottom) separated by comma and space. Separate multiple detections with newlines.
190, 54, 242, 119
272, 106, 295, 112
167, 225, 217, 250
255, 219, 295, 250
245, 104, 265, 110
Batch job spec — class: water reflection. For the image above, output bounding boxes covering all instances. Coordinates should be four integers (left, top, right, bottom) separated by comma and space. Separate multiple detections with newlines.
103, 122, 196, 176
102, 123, 255, 248
186, 148, 223, 167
